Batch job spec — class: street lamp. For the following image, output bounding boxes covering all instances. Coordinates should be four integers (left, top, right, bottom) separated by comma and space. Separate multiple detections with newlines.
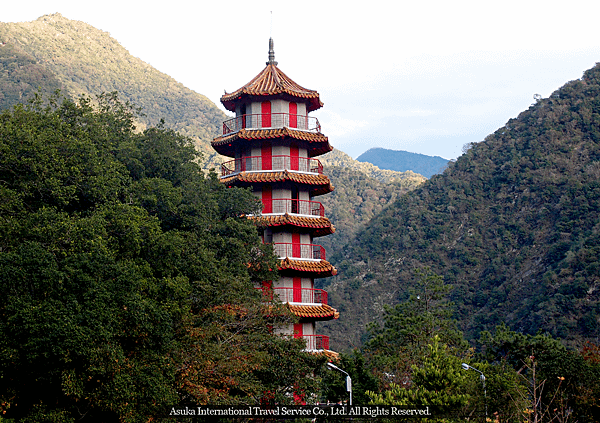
327, 362, 352, 406
461, 363, 487, 420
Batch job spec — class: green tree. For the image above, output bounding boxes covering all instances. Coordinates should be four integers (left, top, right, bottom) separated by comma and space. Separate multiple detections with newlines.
0, 93, 319, 422
478, 325, 600, 422
363, 267, 466, 385
367, 336, 470, 419
319, 349, 380, 405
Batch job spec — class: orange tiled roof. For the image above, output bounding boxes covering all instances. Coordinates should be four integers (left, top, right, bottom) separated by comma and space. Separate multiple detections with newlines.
288, 303, 339, 320
252, 214, 335, 237
314, 349, 340, 359
221, 64, 323, 112
278, 258, 337, 277
212, 128, 332, 158
221, 171, 334, 196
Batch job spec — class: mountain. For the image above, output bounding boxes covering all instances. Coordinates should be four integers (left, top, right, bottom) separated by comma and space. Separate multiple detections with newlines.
0, 42, 64, 108
316, 148, 425, 252
356, 147, 450, 178
322, 64, 600, 351
0, 13, 226, 167
0, 14, 427, 183
0, 14, 426, 321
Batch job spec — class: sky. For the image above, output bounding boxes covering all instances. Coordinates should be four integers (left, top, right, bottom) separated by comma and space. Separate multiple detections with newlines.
3, 0, 600, 159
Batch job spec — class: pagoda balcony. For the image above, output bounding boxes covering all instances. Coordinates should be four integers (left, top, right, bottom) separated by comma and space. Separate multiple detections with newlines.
257, 286, 329, 305
273, 242, 326, 261
265, 198, 324, 217
296, 334, 330, 351
221, 155, 323, 177
222, 113, 321, 135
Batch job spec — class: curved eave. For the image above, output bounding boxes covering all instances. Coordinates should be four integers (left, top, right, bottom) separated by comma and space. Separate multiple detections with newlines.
221, 171, 334, 196
222, 93, 323, 114
212, 128, 332, 158
221, 64, 323, 112
251, 214, 335, 237
310, 349, 340, 359
278, 258, 337, 278
288, 303, 339, 321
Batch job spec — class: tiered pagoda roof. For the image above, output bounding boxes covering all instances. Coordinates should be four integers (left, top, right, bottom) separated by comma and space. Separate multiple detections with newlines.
212, 128, 332, 158
220, 62, 323, 113
252, 214, 335, 237
221, 171, 334, 196
278, 257, 337, 278
288, 304, 339, 320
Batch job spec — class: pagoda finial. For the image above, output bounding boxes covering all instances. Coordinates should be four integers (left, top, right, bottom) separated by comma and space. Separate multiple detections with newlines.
267, 37, 278, 66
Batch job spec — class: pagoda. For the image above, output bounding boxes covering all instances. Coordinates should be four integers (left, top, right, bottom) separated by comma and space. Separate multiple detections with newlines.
212, 39, 339, 354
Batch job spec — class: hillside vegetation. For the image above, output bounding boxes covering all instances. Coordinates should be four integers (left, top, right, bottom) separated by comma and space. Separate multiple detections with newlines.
317, 148, 425, 253
0, 13, 225, 164
324, 63, 600, 350
0, 42, 63, 108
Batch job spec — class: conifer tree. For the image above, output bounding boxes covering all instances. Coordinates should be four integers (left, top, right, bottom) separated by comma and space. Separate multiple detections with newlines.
367, 336, 470, 419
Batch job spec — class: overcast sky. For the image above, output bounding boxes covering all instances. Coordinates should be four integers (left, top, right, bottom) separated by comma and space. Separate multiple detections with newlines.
3, 0, 600, 159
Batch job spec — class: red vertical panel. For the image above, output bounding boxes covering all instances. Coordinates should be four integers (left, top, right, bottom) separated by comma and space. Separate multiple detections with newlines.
291, 185, 299, 214
289, 102, 297, 128
290, 143, 299, 171
262, 185, 272, 213
293, 323, 303, 339
293, 277, 302, 302
240, 104, 247, 129
261, 101, 271, 127
292, 232, 301, 258
261, 142, 272, 171
262, 280, 273, 301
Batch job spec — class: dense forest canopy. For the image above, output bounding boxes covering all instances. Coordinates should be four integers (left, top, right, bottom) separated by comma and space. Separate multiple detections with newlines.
0, 93, 327, 422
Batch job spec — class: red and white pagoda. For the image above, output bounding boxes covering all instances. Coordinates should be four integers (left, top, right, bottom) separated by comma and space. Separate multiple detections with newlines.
212, 39, 339, 354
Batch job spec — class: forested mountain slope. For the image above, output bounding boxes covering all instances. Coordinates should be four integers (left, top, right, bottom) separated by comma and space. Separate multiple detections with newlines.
323, 63, 600, 350
0, 13, 226, 163
317, 161, 425, 254
0, 42, 64, 108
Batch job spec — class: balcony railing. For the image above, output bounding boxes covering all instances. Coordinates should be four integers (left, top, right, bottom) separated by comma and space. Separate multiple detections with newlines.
297, 334, 329, 351
273, 243, 326, 261
257, 287, 328, 304
222, 113, 321, 135
221, 155, 323, 177
264, 198, 324, 217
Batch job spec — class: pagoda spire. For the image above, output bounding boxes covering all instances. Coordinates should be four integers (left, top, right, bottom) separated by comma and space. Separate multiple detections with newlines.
267, 37, 278, 66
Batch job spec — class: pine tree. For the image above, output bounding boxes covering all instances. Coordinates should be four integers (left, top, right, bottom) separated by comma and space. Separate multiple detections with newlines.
367, 336, 470, 419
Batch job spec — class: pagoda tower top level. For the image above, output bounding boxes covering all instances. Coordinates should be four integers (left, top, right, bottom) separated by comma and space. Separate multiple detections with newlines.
213, 38, 332, 159
220, 38, 323, 113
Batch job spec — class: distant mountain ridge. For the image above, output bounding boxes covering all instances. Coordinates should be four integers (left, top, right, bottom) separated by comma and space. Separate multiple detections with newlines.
356, 147, 449, 178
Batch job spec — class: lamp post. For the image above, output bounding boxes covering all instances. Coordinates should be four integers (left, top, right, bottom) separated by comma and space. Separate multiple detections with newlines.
327, 362, 352, 406
462, 363, 487, 420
